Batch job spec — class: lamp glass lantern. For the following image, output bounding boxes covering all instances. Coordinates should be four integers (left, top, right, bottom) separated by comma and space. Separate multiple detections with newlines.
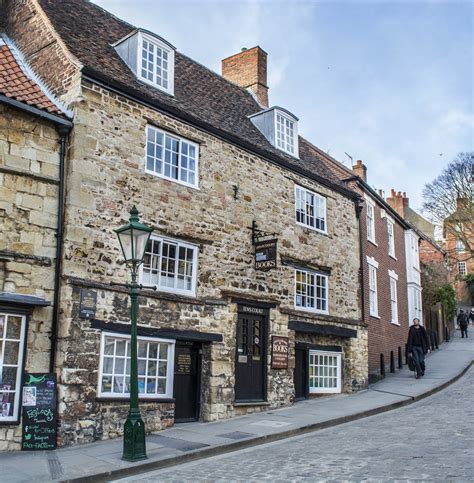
114, 206, 153, 266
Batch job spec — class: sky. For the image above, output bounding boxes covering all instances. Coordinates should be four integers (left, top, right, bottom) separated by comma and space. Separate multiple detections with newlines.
92, 0, 473, 211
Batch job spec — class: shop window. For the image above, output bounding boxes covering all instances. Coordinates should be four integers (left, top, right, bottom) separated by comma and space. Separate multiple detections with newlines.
309, 350, 341, 394
98, 332, 175, 399
0, 313, 26, 423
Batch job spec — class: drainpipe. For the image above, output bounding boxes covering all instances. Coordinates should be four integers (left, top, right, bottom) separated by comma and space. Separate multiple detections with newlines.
49, 125, 71, 374
355, 199, 365, 322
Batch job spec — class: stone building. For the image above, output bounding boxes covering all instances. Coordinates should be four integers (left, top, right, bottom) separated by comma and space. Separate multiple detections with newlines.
0, 32, 72, 449
1, 0, 368, 449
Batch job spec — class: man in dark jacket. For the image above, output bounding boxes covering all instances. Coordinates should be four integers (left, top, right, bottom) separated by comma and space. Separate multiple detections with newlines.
457, 310, 468, 338
407, 318, 431, 379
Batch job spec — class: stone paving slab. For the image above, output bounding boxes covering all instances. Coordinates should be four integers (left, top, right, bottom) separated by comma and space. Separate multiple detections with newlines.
0, 332, 472, 482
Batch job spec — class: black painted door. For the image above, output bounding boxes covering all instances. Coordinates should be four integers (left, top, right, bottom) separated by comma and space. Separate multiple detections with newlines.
235, 313, 265, 401
294, 347, 308, 400
173, 343, 201, 422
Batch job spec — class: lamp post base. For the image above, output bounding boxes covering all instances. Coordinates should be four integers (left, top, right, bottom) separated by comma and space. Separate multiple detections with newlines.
122, 412, 147, 462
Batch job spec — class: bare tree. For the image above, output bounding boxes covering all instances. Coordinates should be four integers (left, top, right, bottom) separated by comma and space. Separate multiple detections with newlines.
422, 152, 473, 260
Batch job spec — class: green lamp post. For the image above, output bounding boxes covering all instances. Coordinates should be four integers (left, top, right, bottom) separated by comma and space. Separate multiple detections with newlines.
114, 206, 153, 461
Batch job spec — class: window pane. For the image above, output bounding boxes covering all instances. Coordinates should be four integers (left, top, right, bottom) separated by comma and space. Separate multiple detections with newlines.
3, 341, 19, 365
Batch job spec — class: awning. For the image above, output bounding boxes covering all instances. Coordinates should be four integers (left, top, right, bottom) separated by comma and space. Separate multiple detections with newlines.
289, 320, 357, 338
0, 292, 50, 307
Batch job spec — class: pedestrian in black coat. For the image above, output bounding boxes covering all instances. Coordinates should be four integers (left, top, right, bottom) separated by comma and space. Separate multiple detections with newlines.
407, 318, 431, 379
457, 310, 468, 338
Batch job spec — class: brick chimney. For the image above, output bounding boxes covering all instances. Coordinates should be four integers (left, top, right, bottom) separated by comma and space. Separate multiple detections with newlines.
352, 160, 367, 182
222, 46, 269, 107
386, 189, 409, 217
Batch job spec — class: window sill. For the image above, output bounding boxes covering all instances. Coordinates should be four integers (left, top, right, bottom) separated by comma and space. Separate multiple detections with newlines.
389, 254, 397, 261
368, 238, 378, 247
294, 306, 329, 316
144, 168, 200, 191
296, 221, 328, 236
390, 321, 400, 326
96, 397, 175, 403
370, 314, 381, 319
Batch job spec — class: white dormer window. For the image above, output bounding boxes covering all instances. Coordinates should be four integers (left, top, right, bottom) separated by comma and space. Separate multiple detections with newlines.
139, 34, 173, 92
114, 29, 175, 96
276, 111, 296, 155
248, 107, 299, 157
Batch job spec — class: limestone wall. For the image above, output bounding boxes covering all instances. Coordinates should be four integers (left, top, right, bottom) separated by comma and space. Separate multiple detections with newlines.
0, 104, 61, 450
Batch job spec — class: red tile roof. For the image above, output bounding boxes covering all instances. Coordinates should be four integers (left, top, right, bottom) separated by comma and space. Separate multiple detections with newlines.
0, 42, 65, 115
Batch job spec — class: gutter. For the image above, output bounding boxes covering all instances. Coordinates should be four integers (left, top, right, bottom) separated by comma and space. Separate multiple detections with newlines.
49, 125, 71, 373
81, 68, 359, 201
0, 94, 72, 128
355, 199, 365, 322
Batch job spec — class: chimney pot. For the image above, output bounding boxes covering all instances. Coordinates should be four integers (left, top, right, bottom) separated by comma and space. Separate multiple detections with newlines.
222, 46, 269, 107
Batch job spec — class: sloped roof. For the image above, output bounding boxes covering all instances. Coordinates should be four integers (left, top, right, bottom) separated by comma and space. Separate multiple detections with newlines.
36, 0, 358, 198
0, 37, 67, 116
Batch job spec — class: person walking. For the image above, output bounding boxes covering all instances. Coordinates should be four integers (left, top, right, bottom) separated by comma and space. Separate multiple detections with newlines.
407, 318, 431, 379
457, 310, 468, 338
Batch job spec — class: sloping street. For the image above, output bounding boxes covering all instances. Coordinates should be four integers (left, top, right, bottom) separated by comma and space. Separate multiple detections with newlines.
121, 366, 474, 481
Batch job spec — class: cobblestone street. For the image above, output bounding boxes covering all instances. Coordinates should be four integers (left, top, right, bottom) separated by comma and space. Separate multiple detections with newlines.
121, 367, 474, 481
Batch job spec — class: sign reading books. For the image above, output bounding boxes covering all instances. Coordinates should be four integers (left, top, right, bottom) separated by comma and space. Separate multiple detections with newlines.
21, 373, 57, 450
255, 239, 278, 271
271, 336, 289, 369
79, 289, 97, 319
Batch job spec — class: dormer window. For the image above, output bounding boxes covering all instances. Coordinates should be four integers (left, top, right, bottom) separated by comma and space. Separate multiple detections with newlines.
114, 29, 175, 96
276, 111, 296, 155
249, 107, 299, 157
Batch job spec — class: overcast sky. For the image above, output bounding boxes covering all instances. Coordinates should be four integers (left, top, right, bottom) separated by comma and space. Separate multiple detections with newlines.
93, 0, 473, 211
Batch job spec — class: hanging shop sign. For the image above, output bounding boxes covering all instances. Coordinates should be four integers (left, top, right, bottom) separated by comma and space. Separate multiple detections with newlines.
79, 289, 97, 319
271, 336, 289, 369
21, 373, 57, 451
255, 239, 278, 271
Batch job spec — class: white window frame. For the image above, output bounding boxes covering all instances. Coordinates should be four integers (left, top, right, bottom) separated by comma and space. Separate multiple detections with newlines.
365, 196, 376, 244
98, 331, 175, 400
294, 185, 327, 234
387, 218, 396, 258
458, 261, 467, 276
308, 350, 342, 394
294, 269, 329, 315
0, 313, 27, 423
137, 31, 174, 95
139, 235, 199, 296
389, 274, 399, 325
145, 125, 199, 189
414, 288, 422, 321
274, 110, 298, 157
367, 257, 379, 318
455, 239, 466, 253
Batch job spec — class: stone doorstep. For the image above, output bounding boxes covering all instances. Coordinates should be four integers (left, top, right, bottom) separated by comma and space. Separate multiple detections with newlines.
62, 358, 473, 483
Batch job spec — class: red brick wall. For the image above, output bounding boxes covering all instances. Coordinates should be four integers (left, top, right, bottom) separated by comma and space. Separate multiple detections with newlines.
355, 185, 410, 380
3, 0, 79, 98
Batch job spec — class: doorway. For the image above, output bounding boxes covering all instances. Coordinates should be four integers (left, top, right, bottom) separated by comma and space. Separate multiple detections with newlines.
235, 312, 266, 401
173, 342, 201, 422
294, 346, 308, 400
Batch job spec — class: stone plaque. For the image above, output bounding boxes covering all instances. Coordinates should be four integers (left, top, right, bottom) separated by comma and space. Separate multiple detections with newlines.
241, 305, 264, 315
79, 289, 97, 319
271, 336, 289, 369
255, 239, 277, 271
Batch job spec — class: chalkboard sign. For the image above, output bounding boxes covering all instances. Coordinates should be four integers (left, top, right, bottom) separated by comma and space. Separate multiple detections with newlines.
21, 373, 57, 450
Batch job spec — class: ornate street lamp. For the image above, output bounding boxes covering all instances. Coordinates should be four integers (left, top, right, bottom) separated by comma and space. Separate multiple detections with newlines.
114, 206, 153, 461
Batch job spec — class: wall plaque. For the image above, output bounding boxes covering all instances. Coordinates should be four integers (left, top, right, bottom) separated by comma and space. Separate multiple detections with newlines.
21, 373, 57, 451
79, 289, 97, 319
255, 239, 277, 271
176, 353, 192, 375
241, 305, 265, 315
271, 336, 289, 369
